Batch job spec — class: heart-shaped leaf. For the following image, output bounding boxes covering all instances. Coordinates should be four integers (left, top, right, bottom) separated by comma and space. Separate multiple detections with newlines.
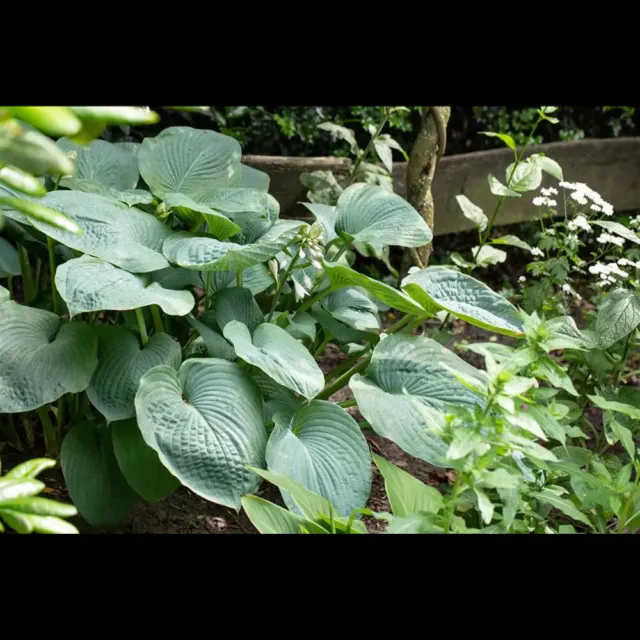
164, 193, 241, 240
249, 368, 303, 423
138, 126, 242, 201
58, 179, 153, 207
350, 334, 486, 466
266, 400, 372, 517
335, 183, 432, 247
208, 287, 264, 332
87, 325, 181, 423
402, 266, 524, 337
135, 358, 267, 509
0, 301, 97, 413
33, 191, 170, 273
240, 164, 270, 191
56, 256, 195, 317
321, 288, 380, 331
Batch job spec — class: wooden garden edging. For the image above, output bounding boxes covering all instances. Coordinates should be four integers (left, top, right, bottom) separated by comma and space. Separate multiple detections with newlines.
242, 138, 640, 236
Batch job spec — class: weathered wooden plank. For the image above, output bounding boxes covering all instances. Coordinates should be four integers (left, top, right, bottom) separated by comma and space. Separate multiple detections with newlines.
243, 138, 640, 236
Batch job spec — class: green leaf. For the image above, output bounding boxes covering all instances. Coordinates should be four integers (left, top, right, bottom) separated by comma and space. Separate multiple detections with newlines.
0, 302, 97, 413
284, 311, 317, 343
473, 245, 507, 266
402, 266, 524, 337
487, 174, 521, 198
162, 220, 304, 272
374, 139, 393, 173
240, 164, 270, 192
111, 418, 180, 503
0, 479, 45, 502
591, 220, 640, 245
0, 165, 47, 196
372, 453, 443, 516
241, 496, 325, 534
0, 496, 77, 517
323, 262, 426, 315
8, 106, 82, 137
223, 321, 324, 400
60, 420, 139, 526
87, 325, 181, 423
0, 236, 20, 277
608, 416, 635, 459
301, 202, 338, 242
138, 126, 242, 201
56, 256, 195, 317
59, 179, 153, 207
506, 160, 542, 192
34, 191, 170, 272
321, 288, 380, 331
3, 458, 55, 479
529, 155, 563, 181
531, 356, 578, 396
350, 334, 486, 466
587, 394, 640, 419
474, 488, 494, 524
595, 289, 640, 349
186, 314, 236, 361
455, 195, 488, 232
135, 359, 267, 510
250, 368, 302, 423
266, 401, 372, 517
531, 489, 593, 527
164, 193, 241, 240
335, 183, 432, 248
385, 513, 443, 533
490, 234, 532, 251
543, 316, 593, 351
526, 405, 566, 445
69, 106, 159, 125
479, 131, 516, 150
317, 122, 358, 155
57, 138, 141, 190
300, 171, 343, 206
208, 287, 264, 333
0, 196, 81, 234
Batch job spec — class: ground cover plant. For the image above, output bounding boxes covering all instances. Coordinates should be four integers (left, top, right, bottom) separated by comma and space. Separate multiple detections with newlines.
1, 105, 639, 534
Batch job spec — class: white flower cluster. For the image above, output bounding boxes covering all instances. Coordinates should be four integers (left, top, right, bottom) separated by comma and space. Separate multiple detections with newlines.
567, 215, 591, 232
596, 232, 625, 247
630, 215, 640, 229
545, 228, 556, 236
533, 196, 557, 208
530, 247, 544, 258
561, 283, 582, 300
618, 257, 640, 269
589, 261, 629, 286
559, 181, 614, 216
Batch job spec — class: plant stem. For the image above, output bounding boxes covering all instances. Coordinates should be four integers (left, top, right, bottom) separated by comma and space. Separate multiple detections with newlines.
316, 355, 371, 400
57, 396, 65, 433
236, 269, 243, 288
7, 276, 13, 299
37, 406, 58, 456
325, 347, 371, 382
47, 236, 60, 314
17, 242, 35, 303
296, 285, 336, 314
338, 399, 358, 409
614, 336, 633, 384
332, 241, 349, 262
135, 308, 148, 345
267, 253, 300, 321
347, 108, 390, 186
151, 305, 164, 334
313, 332, 332, 358
385, 314, 413, 334
204, 271, 212, 310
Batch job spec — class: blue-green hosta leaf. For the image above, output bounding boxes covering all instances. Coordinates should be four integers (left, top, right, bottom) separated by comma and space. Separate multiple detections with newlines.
135, 359, 267, 509
164, 193, 241, 240
111, 418, 180, 504
185, 315, 236, 361
350, 334, 486, 467
0, 285, 9, 303
59, 179, 153, 207
240, 164, 270, 191
208, 287, 264, 332
321, 288, 380, 331
310, 304, 375, 344
402, 266, 524, 337
249, 368, 303, 423
56, 256, 195, 317
301, 202, 338, 242
87, 325, 181, 424
60, 420, 138, 526
162, 220, 304, 272
33, 191, 170, 273
198, 189, 280, 245
0, 236, 20, 277
202, 264, 274, 296
138, 127, 242, 201
266, 401, 372, 517
283, 311, 317, 343
372, 453, 444, 516
151, 266, 204, 291
0, 301, 97, 413
595, 289, 640, 349
335, 183, 432, 248
323, 261, 426, 316
223, 321, 324, 400
57, 138, 140, 190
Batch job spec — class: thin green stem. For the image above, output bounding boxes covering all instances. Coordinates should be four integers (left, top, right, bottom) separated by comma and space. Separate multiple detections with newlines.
401, 316, 425, 335
236, 269, 243, 288
151, 305, 165, 334
325, 347, 371, 382
135, 308, 148, 345
385, 314, 413, 334
47, 236, 60, 314
332, 241, 349, 263
296, 285, 336, 314
37, 406, 58, 456
338, 399, 358, 409
614, 336, 633, 385
57, 396, 65, 433
35, 256, 42, 291
348, 108, 390, 186
204, 271, 212, 310
17, 242, 35, 303
267, 253, 301, 321
7, 276, 13, 299
316, 355, 372, 400
313, 332, 332, 358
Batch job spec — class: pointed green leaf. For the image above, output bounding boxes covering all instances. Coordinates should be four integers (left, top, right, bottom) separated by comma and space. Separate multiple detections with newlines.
208, 287, 264, 332
455, 195, 488, 231
490, 234, 532, 251
241, 495, 325, 533
531, 489, 592, 527
595, 289, 640, 349
87, 326, 181, 423
402, 266, 524, 337
506, 160, 542, 192
479, 131, 516, 150
186, 314, 236, 361
266, 401, 372, 517
0, 236, 20, 277
488, 175, 521, 198
0, 301, 97, 413
164, 193, 241, 240
3, 458, 55, 480
56, 256, 195, 317
0, 496, 77, 517
69, 106, 159, 125
135, 359, 267, 510
0, 165, 47, 196
240, 164, 270, 191
59, 179, 153, 207
335, 183, 432, 248
590, 220, 640, 244
223, 321, 324, 400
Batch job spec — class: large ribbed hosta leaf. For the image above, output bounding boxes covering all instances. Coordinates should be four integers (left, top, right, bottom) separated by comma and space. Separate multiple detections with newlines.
32, 191, 170, 273
135, 358, 267, 509
402, 266, 524, 337
322, 288, 380, 331
335, 183, 432, 248
163, 193, 241, 240
266, 400, 372, 517
137, 127, 242, 201
0, 301, 97, 413
207, 287, 264, 332
350, 334, 486, 467
58, 179, 153, 207
223, 321, 324, 400
87, 326, 181, 423
162, 220, 304, 272
240, 164, 270, 191
56, 256, 195, 317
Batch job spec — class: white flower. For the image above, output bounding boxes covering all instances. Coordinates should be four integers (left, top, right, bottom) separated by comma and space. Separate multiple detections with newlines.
590, 261, 628, 280
570, 190, 588, 206
311, 259, 322, 270
596, 232, 625, 247
590, 204, 602, 212
545, 228, 556, 236
568, 215, 591, 232
519, 276, 526, 283
562, 284, 571, 293
530, 247, 544, 257
299, 247, 306, 261
302, 273, 313, 290
267, 259, 279, 282
293, 280, 308, 301
541, 187, 558, 196
533, 196, 557, 207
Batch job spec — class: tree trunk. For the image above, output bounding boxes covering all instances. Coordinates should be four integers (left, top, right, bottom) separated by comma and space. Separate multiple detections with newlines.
405, 106, 451, 270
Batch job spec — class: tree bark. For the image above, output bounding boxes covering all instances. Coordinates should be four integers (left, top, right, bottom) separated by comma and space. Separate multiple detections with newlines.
405, 106, 451, 269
